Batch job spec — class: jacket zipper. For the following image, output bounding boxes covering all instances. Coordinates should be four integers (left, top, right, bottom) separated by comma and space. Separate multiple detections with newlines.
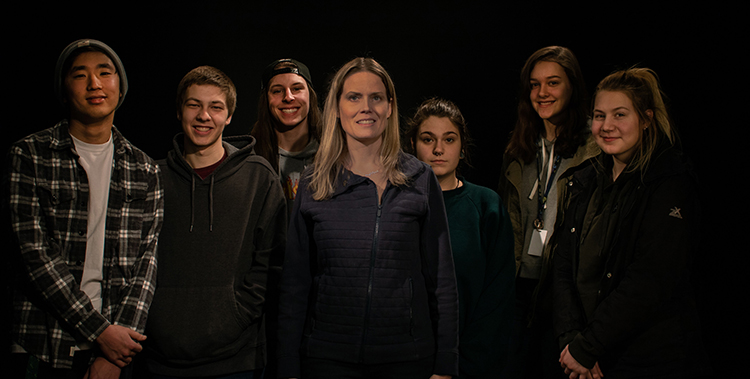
360, 186, 385, 362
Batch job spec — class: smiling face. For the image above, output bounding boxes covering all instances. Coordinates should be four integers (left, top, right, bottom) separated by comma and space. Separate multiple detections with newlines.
529, 61, 572, 132
64, 51, 121, 125
337, 71, 392, 147
592, 90, 650, 167
415, 116, 462, 183
179, 84, 232, 153
267, 73, 310, 131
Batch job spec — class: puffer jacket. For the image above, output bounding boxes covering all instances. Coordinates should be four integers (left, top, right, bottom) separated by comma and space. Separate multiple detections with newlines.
276, 152, 458, 378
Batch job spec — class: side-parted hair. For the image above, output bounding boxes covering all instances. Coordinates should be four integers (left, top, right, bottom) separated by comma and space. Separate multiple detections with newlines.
594, 67, 676, 174
504, 46, 589, 163
309, 57, 406, 201
405, 97, 474, 172
252, 59, 321, 172
176, 66, 237, 117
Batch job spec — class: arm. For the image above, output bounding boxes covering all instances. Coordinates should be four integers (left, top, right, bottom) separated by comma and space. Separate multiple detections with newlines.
276, 184, 314, 379
99, 160, 163, 366
421, 172, 459, 377
458, 194, 515, 373
235, 177, 287, 324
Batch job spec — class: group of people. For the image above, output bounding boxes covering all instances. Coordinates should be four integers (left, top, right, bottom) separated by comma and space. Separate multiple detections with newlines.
4, 39, 709, 379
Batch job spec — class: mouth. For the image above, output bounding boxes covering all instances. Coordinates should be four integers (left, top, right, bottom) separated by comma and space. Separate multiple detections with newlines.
280, 107, 300, 114
86, 95, 107, 104
356, 119, 376, 125
193, 125, 213, 133
537, 100, 555, 107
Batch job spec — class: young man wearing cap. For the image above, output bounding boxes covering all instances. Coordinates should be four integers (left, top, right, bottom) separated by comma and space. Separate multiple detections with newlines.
251, 58, 321, 212
141, 66, 286, 378
6, 39, 163, 378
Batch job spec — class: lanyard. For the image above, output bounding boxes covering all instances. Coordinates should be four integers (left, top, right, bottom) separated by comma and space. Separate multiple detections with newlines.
530, 142, 561, 230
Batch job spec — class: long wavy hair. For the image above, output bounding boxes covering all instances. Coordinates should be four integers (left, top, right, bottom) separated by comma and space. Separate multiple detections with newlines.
251, 60, 321, 172
593, 67, 676, 174
309, 57, 406, 201
504, 46, 589, 163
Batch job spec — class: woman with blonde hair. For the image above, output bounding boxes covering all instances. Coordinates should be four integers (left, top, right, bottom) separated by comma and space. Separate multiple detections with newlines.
552, 67, 710, 378
276, 57, 458, 379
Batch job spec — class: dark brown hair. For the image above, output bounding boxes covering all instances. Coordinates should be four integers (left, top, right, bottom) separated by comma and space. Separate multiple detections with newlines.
251, 60, 321, 172
504, 46, 588, 163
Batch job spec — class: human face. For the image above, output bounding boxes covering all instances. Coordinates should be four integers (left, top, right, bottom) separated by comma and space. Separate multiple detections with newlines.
529, 61, 572, 128
414, 116, 462, 182
179, 84, 232, 152
64, 51, 121, 125
267, 73, 310, 131
592, 90, 650, 166
338, 71, 392, 147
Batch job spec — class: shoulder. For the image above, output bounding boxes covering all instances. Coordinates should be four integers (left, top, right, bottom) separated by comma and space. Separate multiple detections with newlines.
112, 126, 160, 174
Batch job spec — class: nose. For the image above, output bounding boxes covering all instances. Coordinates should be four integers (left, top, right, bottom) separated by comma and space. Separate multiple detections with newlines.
197, 107, 211, 121
538, 83, 549, 97
601, 117, 615, 132
283, 88, 295, 102
87, 74, 102, 91
433, 140, 444, 156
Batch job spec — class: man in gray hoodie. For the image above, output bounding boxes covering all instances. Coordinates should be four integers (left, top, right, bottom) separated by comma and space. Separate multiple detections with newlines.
142, 66, 286, 378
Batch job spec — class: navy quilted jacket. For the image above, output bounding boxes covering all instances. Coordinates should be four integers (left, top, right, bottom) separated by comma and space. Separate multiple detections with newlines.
277, 153, 458, 378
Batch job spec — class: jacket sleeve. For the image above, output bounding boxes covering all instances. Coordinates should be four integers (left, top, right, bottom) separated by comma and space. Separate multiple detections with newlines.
420, 171, 459, 377
276, 182, 314, 378
6, 144, 110, 342
459, 194, 515, 374
568, 173, 699, 368
109, 160, 163, 334
235, 172, 287, 326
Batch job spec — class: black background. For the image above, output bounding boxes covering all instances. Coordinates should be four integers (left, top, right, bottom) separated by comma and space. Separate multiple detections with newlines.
5, 2, 742, 377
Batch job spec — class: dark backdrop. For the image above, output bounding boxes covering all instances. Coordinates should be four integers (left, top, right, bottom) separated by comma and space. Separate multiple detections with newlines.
5, 2, 742, 377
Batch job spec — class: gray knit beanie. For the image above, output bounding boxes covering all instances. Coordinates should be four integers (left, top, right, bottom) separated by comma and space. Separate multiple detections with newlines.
54, 39, 128, 110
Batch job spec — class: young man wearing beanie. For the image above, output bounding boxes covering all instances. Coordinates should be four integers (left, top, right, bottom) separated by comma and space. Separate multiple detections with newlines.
6, 39, 163, 378
141, 66, 286, 378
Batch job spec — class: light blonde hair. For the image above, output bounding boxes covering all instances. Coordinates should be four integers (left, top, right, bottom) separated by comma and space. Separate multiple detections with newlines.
594, 67, 676, 174
309, 57, 407, 201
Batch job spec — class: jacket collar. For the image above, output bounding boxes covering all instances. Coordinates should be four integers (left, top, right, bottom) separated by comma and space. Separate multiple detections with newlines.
50, 119, 132, 157
330, 151, 425, 198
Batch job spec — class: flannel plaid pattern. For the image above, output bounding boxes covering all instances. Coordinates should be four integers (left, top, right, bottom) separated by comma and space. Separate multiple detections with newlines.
5, 121, 163, 369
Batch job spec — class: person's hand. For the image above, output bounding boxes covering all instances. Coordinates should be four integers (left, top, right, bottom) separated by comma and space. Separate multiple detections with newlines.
84, 357, 122, 379
95, 324, 146, 367
559, 344, 603, 379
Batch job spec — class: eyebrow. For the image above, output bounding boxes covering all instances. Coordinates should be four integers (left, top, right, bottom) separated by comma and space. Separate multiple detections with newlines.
69, 62, 115, 72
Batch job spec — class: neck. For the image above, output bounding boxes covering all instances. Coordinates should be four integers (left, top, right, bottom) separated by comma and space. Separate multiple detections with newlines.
437, 173, 460, 191
276, 122, 310, 152
345, 137, 383, 173
68, 118, 114, 144
183, 138, 225, 169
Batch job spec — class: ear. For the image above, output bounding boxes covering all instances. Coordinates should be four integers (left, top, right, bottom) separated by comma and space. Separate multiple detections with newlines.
225, 114, 233, 126
387, 98, 393, 118
643, 109, 654, 129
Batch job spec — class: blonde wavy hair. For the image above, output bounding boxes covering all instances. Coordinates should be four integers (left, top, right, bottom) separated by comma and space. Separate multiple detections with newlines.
594, 67, 676, 174
308, 57, 407, 201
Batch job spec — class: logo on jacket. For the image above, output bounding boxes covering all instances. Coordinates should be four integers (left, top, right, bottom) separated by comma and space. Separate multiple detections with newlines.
669, 207, 683, 219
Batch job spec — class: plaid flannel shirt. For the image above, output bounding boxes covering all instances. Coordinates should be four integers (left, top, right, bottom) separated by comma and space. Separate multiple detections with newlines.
5, 121, 163, 369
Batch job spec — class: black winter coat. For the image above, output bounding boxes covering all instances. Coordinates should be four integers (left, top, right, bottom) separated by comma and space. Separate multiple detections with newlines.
552, 147, 711, 378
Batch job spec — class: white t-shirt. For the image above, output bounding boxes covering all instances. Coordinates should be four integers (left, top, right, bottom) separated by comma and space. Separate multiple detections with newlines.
71, 133, 114, 314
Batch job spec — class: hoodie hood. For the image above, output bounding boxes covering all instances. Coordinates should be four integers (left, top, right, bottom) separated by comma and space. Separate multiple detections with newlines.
164, 133, 262, 231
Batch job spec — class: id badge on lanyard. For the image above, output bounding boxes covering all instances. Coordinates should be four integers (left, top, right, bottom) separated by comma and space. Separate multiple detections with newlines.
527, 143, 560, 257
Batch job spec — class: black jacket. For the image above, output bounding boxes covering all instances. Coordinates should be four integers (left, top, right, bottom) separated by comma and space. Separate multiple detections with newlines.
552, 146, 710, 378
276, 153, 458, 378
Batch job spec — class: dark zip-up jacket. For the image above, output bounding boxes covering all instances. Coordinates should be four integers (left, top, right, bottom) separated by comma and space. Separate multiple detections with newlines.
277, 153, 458, 378
552, 146, 711, 378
